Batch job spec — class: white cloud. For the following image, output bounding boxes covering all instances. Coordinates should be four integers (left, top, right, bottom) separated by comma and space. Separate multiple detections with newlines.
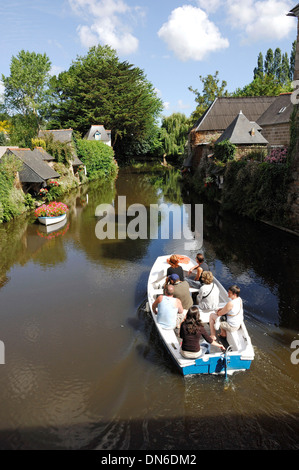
177, 99, 190, 110
157, 6, 229, 62
50, 65, 65, 77
163, 102, 170, 110
69, 0, 140, 54
226, 0, 295, 42
195, 0, 222, 13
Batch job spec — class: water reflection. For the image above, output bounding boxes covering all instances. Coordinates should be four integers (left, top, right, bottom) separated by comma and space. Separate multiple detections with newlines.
0, 166, 298, 450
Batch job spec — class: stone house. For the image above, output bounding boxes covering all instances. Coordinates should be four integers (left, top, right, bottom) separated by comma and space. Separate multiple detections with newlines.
188, 96, 276, 168
257, 93, 294, 147
2, 147, 60, 195
215, 110, 269, 158
84, 125, 112, 146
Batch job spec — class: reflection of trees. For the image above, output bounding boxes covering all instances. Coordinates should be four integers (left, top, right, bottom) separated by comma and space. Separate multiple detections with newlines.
148, 169, 183, 205
77, 169, 162, 264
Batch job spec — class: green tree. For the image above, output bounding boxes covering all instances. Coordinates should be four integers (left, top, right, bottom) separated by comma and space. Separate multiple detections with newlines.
159, 113, 190, 157
233, 73, 292, 97
280, 53, 290, 84
49, 45, 163, 159
290, 40, 296, 80
254, 52, 264, 79
189, 71, 229, 121
264, 48, 275, 76
2, 50, 51, 128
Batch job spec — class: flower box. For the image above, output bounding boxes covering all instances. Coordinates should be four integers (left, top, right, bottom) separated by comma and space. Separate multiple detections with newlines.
35, 202, 69, 225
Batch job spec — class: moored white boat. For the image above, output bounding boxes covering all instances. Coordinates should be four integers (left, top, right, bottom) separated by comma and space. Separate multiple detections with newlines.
37, 213, 67, 226
147, 255, 255, 376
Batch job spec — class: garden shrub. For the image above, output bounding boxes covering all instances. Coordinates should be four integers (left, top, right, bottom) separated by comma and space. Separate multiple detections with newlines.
75, 139, 118, 180
221, 160, 290, 223
213, 139, 236, 163
0, 154, 26, 222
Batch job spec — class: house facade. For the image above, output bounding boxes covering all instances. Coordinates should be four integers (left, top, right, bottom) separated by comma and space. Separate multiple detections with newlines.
188, 96, 276, 168
257, 93, 293, 147
84, 125, 112, 146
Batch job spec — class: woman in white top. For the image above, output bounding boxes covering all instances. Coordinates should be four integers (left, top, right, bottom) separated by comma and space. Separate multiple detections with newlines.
209, 285, 243, 340
197, 271, 220, 311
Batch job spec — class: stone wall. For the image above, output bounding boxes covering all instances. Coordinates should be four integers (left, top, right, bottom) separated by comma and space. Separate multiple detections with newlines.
261, 123, 290, 147
287, 105, 299, 231
287, 13, 299, 232
189, 129, 221, 146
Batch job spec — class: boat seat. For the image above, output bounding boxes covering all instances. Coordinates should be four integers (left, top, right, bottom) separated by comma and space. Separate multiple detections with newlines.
226, 325, 246, 352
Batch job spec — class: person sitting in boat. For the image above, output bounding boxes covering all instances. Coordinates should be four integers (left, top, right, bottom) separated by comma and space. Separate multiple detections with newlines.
196, 271, 220, 311
209, 285, 244, 340
167, 274, 193, 310
186, 253, 209, 288
152, 284, 184, 330
166, 254, 184, 281
180, 306, 225, 359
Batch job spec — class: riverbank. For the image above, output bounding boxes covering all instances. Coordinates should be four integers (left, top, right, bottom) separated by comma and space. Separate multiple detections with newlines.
0, 146, 119, 225
187, 155, 299, 236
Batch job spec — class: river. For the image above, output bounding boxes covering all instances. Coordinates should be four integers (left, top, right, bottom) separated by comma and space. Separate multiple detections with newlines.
0, 166, 298, 450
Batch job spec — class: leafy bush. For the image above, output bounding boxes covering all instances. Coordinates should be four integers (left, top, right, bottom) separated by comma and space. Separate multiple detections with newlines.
0, 154, 26, 222
75, 139, 118, 180
39, 133, 73, 164
221, 160, 290, 223
213, 139, 236, 163
24, 193, 35, 209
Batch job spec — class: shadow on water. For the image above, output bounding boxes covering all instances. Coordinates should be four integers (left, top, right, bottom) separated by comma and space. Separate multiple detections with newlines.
0, 413, 298, 450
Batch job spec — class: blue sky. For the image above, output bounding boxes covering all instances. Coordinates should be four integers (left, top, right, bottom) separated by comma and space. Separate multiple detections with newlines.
0, 0, 297, 119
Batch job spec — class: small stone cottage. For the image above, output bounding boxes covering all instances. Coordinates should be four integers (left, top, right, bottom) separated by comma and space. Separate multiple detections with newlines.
2, 147, 60, 195
188, 96, 276, 168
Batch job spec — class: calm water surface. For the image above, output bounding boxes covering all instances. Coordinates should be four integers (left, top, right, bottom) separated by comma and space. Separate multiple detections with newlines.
0, 167, 298, 450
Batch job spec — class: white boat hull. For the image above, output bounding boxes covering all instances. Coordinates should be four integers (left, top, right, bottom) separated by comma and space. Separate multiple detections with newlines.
147, 255, 255, 376
38, 213, 67, 226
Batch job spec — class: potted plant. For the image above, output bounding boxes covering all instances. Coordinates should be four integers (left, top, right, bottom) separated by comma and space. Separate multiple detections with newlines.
35, 201, 69, 226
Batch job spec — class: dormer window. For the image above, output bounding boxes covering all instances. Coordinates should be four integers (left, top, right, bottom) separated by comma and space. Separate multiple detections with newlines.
94, 131, 101, 141
278, 107, 286, 114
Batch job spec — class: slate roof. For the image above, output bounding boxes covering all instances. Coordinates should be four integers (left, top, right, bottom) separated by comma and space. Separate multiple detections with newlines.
38, 129, 73, 143
215, 111, 268, 145
6, 148, 60, 183
32, 147, 55, 161
38, 129, 84, 166
192, 96, 276, 132
257, 93, 294, 126
84, 125, 111, 142
287, 3, 299, 17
